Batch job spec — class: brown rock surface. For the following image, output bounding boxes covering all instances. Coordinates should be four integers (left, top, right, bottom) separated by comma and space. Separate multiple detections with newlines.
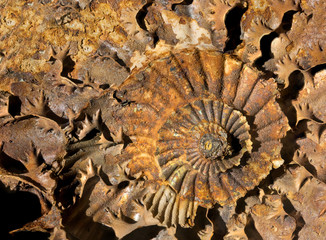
0, 0, 325, 239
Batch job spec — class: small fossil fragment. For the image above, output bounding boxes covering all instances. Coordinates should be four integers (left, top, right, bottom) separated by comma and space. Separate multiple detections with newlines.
293, 70, 326, 183
273, 166, 326, 240
248, 195, 296, 240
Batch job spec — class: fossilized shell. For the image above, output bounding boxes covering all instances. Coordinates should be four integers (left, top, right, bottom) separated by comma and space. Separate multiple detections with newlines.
293, 70, 326, 183
63, 159, 158, 239
272, 166, 326, 240
111, 47, 289, 227
247, 194, 296, 240
0, 115, 67, 165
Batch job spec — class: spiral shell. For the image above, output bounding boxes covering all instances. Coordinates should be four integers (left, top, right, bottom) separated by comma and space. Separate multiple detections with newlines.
113, 48, 289, 227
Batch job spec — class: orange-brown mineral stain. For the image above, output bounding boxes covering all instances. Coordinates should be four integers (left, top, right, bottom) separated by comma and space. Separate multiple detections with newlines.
113, 47, 289, 227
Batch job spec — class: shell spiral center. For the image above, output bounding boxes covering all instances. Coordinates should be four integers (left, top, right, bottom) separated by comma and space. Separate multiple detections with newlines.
199, 131, 231, 160
156, 99, 253, 175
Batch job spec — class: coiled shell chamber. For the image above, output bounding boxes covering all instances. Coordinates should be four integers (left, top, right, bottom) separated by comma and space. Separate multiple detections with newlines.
111, 47, 289, 227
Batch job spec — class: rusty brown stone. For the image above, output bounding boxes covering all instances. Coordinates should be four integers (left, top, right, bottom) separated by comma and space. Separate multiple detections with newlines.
273, 166, 326, 240
0, 0, 326, 239
292, 70, 326, 183
111, 47, 289, 227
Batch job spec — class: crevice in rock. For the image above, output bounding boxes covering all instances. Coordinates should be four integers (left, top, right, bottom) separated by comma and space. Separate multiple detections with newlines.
113, 90, 125, 103
172, 0, 193, 11
279, 10, 297, 32
235, 188, 259, 214
277, 68, 304, 168
280, 131, 299, 165
117, 180, 130, 190
281, 195, 305, 240
7, 231, 50, 240
54, 171, 79, 209
278, 68, 304, 128
8, 95, 21, 117
0, 182, 43, 238
112, 53, 130, 72
99, 84, 110, 90
244, 214, 263, 240
310, 63, 326, 76
259, 165, 287, 192
254, 32, 278, 71
152, 31, 159, 47
0, 150, 27, 174
96, 42, 131, 72
136, 1, 154, 31
122, 225, 165, 240
176, 226, 200, 240
113, 90, 135, 107
254, 10, 297, 73
209, 207, 227, 239
246, 115, 261, 153
224, 4, 247, 52
60, 55, 75, 79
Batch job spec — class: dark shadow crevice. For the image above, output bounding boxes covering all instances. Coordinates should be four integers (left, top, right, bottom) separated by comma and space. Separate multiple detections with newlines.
276, 69, 304, 168
235, 187, 259, 214
136, 1, 154, 31
122, 225, 165, 240
60, 55, 75, 79
254, 10, 297, 73
8, 95, 21, 117
244, 214, 263, 240
279, 10, 297, 32
209, 207, 227, 240
281, 195, 305, 240
278, 69, 304, 129
0, 182, 43, 239
136, 1, 164, 48
7, 231, 50, 240
0, 150, 27, 174
224, 4, 247, 52
254, 32, 278, 72
172, 0, 193, 11
310, 63, 326, 76
112, 52, 130, 72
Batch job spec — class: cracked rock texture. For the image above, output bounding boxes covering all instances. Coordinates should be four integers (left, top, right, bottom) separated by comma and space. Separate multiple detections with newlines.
0, 0, 325, 239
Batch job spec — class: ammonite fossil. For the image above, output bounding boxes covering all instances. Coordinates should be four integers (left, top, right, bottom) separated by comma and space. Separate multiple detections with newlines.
2, 0, 326, 239
112, 47, 289, 227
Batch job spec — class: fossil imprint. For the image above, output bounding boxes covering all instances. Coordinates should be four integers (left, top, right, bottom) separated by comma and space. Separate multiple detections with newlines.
106, 47, 290, 227
1, 0, 326, 239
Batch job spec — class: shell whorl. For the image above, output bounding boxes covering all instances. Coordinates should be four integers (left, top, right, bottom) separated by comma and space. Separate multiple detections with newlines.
157, 100, 252, 176
114, 48, 289, 227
